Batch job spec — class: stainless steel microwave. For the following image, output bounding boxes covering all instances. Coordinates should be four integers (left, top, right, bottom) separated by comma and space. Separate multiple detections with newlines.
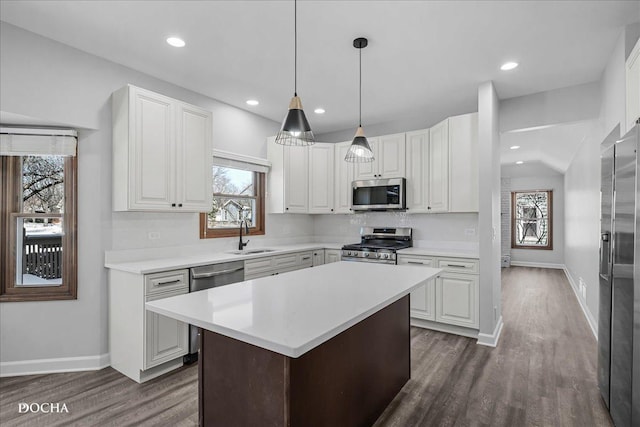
351, 178, 406, 211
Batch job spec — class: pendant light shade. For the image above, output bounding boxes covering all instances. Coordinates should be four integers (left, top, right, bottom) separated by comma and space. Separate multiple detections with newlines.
345, 126, 374, 162
275, 0, 315, 146
345, 37, 374, 163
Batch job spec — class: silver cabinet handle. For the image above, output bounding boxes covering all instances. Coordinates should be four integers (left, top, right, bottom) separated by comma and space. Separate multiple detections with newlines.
301, 256, 311, 261
192, 266, 244, 279
445, 264, 467, 268
407, 261, 425, 265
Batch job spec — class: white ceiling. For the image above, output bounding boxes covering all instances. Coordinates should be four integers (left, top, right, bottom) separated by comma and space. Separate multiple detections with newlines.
1, 1, 638, 172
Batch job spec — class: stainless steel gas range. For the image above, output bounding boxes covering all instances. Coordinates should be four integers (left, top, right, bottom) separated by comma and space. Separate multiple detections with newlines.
341, 227, 412, 265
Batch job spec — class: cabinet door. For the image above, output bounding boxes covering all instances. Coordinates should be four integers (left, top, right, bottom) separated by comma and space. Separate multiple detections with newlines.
449, 113, 478, 212
334, 141, 355, 213
325, 249, 341, 263
436, 273, 479, 328
398, 256, 436, 320
309, 144, 335, 213
131, 87, 175, 209
176, 103, 213, 211
405, 130, 429, 213
284, 146, 309, 213
428, 119, 450, 212
313, 250, 325, 266
378, 133, 406, 178
144, 288, 189, 369
355, 137, 379, 180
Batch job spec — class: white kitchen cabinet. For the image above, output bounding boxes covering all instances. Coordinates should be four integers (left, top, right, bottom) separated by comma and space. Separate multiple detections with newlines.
334, 141, 355, 213
449, 113, 479, 212
436, 272, 479, 328
355, 133, 405, 180
312, 250, 325, 266
428, 119, 450, 212
405, 129, 429, 212
112, 85, 213, 212
626, 38, 640, 133
244, 251, 314, 280
398, 254, 479, 330
397, 255, 436, 320
266, 138, 309, 213
109, 268, 189, 383
325, 249, 341, 263
144, 287, 189, 370
309, 143, 335, 213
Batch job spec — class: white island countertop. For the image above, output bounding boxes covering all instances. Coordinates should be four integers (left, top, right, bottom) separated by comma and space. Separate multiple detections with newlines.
146, 262, 441, 358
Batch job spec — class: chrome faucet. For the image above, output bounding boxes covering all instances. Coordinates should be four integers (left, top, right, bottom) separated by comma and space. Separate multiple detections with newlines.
238, 218, 250, 251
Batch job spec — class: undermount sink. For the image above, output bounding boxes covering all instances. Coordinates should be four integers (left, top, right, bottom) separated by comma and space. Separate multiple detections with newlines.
227, 249, 276, 255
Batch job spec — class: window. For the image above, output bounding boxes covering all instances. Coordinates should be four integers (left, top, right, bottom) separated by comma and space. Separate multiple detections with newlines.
200, 165, 265, 238
511, 190, 553, 250
1, 154, 77, 301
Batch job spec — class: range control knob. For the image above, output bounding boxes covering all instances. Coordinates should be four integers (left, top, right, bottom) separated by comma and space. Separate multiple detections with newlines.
382, 253, 389, 259
364, 252, 370, 257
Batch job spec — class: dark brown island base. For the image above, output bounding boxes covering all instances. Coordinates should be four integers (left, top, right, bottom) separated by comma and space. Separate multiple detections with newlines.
199, 296, 410, 427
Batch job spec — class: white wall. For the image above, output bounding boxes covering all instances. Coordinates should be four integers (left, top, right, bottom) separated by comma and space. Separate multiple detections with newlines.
477, 81, 502, 337
0, 23, 314, 369
504, 172, 565, 267
563, 26, 634, 334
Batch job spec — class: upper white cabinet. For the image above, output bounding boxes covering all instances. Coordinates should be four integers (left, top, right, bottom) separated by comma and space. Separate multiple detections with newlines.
405, 122, 450, 213
449, 113, 479, 212
308, 143, 335, 213
355, 133, 406, 180
334, 141, 355, 214
112, 85, 213, 212
405, 113, 478, 214
626, 38, 640, 133
267, 138, 309, 214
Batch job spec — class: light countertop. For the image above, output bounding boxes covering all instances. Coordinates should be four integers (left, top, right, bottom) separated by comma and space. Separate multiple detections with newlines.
146, 262, 441, 358
105, 243, 342, 274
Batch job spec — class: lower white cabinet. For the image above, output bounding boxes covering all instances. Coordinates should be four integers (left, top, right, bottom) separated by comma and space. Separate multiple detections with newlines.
245, 251, 314, 280
435, 273, 479, 328
325, 249, 341, 263
109, 268, 189, 383
313, 250, 325, 266
398, 254, 479, 330
144, 288, 189, 369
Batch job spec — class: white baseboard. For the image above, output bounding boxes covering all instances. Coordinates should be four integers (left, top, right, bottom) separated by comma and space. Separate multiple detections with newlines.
0, 353, 110, 377
510, 261, 565, 269
410, 317, 479, 339
562, 267, 598, 339
477, 316, 504, 347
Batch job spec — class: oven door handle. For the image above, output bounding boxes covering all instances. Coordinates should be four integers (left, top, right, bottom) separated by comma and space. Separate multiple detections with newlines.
342, 258, 395, 265
192, 266, 244, 279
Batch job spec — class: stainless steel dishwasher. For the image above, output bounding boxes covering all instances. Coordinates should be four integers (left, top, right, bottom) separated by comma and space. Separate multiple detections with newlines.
185, 260, 244, 363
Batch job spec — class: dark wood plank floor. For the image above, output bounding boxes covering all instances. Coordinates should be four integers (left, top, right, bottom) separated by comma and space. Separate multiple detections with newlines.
0, 267, 612, 426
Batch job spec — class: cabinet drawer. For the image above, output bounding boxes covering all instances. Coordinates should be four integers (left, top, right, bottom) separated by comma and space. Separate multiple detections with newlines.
298, 251, 313, 268
397, 256, 435, 267
244, 257, 275, 277
273, 253, 299, 269
437, 258, 478, 273
145, 269, 189, 295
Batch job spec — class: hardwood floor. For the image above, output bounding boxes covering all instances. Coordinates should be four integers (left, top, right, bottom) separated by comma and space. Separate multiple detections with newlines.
0, 267, 612, 426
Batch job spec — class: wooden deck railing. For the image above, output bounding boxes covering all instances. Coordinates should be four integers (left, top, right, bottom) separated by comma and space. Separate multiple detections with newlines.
22, 234, 63, 279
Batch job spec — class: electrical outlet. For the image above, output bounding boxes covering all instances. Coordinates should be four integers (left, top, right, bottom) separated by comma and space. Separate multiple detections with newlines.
148, 231, 160, 240
464, 228, 477, 237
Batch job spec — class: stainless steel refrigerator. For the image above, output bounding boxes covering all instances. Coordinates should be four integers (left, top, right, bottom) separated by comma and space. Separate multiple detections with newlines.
598, 122, 640, 427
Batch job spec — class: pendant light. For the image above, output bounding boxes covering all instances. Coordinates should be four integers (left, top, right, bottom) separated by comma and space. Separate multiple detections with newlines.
275, 0, 315, 146
345, 37, 374, 163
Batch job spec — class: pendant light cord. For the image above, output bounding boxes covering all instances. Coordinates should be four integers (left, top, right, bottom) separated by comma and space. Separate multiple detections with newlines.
359, 46, 362, 127
294, 0, 297, 96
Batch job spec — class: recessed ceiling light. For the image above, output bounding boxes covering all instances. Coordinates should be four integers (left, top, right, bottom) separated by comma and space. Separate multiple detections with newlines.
501, 62, 518, 71
510, 145, 520, 150
166, 37, 185, 48
314, 108, 325, 114
246, 100, 259, 106
516, 161, 524, 165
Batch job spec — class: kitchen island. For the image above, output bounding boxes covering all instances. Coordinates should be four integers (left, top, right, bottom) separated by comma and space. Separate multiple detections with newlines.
146, 261, 441, 426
